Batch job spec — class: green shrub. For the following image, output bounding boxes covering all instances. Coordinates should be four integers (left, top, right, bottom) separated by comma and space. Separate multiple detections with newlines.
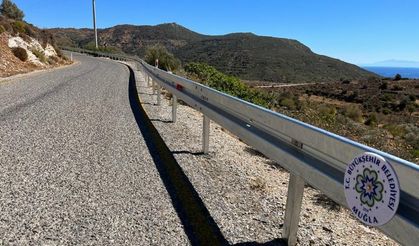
11, 47, 27, 61
384, 124, 406, 138
31, 49, 46, 63
403, 124, 419, 149
380, 93, 394, 102
83, 42, 121, 54
411, 149, 419, 158
379, 82, 388, 90
279, 98, 296, 110
319, 104, 336, 116
0, 24, 5, 34
407, 103, 417, 116
392, 85, 403, 91
346, 91, 359, 102
382, 108, 391, 115
0, 0, 24, 21
185, 62, 276, 108
11, 20, 25, 34
393, 74, 402, 81
364, 113, 378, 127
343, 105, 363, 122
318, 104, 337, 121
145, 44, 180, 71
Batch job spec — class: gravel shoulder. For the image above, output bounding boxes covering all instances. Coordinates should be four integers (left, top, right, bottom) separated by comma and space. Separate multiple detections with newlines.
135, 69, 398, 245
0, 54, 188, 245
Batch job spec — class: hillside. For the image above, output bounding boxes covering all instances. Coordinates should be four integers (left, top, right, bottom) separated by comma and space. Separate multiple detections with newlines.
51, 23, 376, 83
0, 15, 69, 77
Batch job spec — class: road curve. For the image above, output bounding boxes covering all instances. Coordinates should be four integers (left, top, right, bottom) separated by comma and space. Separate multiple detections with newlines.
0, 54, 188, 244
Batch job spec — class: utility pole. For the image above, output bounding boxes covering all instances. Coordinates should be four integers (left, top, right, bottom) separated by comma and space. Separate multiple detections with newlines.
92, 0, 98, 49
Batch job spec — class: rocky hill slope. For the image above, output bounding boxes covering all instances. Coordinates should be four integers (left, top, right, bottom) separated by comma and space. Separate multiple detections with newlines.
51, 23, 376, 83
0, 15, 68, 78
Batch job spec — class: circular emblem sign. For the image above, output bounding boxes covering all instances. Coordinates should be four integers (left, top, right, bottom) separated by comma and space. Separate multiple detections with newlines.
344, 152, 400, 226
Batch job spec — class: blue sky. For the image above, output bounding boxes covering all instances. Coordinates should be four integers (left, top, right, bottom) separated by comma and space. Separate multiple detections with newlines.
13, 0, 419, 64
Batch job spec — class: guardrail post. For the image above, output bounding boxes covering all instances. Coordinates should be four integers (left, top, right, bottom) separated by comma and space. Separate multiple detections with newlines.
283, 173, 305, 246
172, 95, 177, 123
156, 85, 161, 106
202, 115, 210, 154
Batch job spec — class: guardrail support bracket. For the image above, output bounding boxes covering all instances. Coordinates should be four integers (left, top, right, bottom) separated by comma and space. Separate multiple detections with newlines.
283, 173, 305, 246
202, 115, 210, 154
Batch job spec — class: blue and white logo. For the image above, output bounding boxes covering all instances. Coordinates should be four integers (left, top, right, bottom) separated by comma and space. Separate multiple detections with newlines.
344, 152, 400, 226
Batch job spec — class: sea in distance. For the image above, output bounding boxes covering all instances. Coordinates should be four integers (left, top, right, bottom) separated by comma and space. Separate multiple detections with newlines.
363, 66, 419, 79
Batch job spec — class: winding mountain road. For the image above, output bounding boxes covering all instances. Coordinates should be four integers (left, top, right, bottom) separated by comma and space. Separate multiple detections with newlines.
0, 54, 189, 244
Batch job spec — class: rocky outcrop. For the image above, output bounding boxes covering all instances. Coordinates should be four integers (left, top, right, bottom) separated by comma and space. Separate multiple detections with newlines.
0, 16, 69, 78
8, 34, 57, 66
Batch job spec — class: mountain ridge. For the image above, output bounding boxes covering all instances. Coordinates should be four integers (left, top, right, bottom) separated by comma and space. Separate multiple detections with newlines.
50, 23, 376, 83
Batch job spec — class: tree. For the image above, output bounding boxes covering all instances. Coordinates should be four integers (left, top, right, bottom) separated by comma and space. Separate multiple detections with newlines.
144, 44, 180, 71
394, 73, 402, 81
0, 0, 24, 20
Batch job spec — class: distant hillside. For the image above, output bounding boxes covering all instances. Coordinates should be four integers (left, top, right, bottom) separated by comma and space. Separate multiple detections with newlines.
362, 60, 419, 68
50, 23, 376, 83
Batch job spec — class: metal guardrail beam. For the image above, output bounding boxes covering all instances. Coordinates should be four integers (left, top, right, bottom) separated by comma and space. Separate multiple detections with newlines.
63, 48, 419, 245
140, 61, 419, 246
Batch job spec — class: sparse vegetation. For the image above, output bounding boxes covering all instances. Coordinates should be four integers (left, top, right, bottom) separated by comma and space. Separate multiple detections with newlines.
185, 62, 276, 108
11, 47, 27, 61
379, 81, 388, 90
365, 113, 378, 127
249, 177, 266, 191
31, 49, 46, 63
403, 124, 419, 149
341, 79, 351, 84
184, 61, 418, 162
342, 105, 363, 122
83, 42, 122, 54
11, 20, 25, 34
145, 44, 181, 72
263, 78, 418, 161
0, 0, 24, 21
279, 98, 296, 110
319, 104, 337, 122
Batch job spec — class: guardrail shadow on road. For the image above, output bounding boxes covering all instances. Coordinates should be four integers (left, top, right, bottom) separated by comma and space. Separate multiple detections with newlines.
127, 65, 286, 246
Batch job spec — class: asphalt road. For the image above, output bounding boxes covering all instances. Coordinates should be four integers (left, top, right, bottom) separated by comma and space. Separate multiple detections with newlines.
0, 54, 188, 244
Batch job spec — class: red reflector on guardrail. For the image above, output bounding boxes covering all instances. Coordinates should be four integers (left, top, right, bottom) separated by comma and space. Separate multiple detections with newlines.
176, 84, 184, 91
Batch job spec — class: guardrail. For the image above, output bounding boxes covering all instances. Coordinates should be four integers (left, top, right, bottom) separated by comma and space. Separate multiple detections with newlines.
63, 47, 418, 245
